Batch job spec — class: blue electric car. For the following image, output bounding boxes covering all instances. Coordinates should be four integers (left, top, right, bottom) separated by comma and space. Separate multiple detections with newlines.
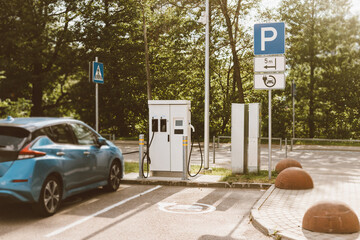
0, 117, 124, 216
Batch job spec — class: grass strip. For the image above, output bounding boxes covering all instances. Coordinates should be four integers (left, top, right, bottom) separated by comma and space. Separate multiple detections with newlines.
126, 162, 277, 183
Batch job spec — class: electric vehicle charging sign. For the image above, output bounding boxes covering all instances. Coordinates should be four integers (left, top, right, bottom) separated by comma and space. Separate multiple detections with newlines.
254, 73, 285, 90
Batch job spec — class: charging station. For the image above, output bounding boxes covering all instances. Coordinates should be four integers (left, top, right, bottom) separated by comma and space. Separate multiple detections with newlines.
148, 100, 191, 177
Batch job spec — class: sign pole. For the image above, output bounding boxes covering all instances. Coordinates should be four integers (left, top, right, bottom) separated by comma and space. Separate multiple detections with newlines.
204, 0, 210, 169
268, 89, 272, 180
95, 56, 99, 132
292, 79, 295, 139
253, 22, 285, 180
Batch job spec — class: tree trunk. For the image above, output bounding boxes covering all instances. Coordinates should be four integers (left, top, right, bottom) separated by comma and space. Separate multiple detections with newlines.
142, 4, 152, 100
309, 61, 315, 138
308, 3, 316, 138
218, 0, 244, 103
31, 62, 43, 116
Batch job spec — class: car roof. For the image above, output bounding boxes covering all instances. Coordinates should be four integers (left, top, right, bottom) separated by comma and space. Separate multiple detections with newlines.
0, 117, 84, 132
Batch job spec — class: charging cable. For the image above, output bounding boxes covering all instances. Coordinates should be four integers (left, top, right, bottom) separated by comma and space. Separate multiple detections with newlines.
187, 133, 203, 177
141, 131, 155, 178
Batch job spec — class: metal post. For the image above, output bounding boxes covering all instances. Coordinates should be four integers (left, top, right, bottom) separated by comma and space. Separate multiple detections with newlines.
285, 138, 287, 158
95, 56, 99, 132
291, 138, 293, 151
182, 136, 188, 180
292, 79, 295, 139
213, 136, 215, 164
204, 0, 210, 170
138, 134, 144, 178
95, 84, 98, 132
89, 62, 91, 83
268, 89, 272, 180
280, 138, 282, 150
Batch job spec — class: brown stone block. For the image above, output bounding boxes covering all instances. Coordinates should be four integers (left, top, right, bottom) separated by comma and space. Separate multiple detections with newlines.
275, 167, 313, 189
275, 158, 302, 173
303, 201, 360, 234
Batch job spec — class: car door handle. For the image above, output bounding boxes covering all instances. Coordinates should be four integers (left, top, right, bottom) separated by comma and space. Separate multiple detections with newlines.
56, 151, 65, 156
83, 151, 90, 155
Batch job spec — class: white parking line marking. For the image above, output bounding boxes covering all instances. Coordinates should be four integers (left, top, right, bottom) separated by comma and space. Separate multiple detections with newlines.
45, 185, 162, 237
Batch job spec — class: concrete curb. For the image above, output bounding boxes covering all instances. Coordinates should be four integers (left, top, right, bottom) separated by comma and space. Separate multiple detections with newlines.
232, 182, 272, 189
250, 185, 278, 238
122, 178, 272, 189
250, 185, 297, 240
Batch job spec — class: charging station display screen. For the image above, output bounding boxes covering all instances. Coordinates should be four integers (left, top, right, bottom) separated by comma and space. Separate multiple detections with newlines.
160, 119, 167, 132
174, 119, 184, 135
174, 129, 183, 134
152, 119, 159, 132
175, 120, 183, 126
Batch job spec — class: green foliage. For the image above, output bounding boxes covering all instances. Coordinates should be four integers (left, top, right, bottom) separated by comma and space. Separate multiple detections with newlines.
0, 0, 83, 116
69, 0, 147, 135
0, 0, 359, 140
279, 0, 360, 139
0, 98, 33, 118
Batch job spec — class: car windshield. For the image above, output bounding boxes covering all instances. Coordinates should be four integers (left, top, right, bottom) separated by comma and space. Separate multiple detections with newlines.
0, 126, 30, 151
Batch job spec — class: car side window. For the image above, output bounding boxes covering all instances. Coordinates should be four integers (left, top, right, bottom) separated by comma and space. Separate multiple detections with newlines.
49, 124, 76, 144
32, 127, 53, 141
70, 123, 97, 145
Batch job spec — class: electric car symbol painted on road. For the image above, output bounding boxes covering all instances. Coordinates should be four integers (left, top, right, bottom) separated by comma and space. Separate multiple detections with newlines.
158, 202, 216, 214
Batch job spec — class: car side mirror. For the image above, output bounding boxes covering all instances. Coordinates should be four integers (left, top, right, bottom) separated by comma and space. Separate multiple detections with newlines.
97, 137, 107, 147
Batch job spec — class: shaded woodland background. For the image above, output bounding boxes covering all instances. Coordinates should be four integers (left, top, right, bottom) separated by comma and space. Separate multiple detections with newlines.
0, 0, 359, 139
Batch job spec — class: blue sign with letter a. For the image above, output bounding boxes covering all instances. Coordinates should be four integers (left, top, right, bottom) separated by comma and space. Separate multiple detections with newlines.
93, 62, 104, 84
254, 22, 285, 55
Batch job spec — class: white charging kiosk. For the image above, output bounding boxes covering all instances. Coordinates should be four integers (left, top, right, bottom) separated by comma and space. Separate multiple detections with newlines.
231, 103, 260, 173
148, 100, 191, 177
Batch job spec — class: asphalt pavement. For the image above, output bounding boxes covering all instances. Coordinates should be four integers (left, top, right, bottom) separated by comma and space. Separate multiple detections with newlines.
115, 140, 360, 240
3, 140, 358, 239
0, 140, 271, 240
0, 185, 269, 240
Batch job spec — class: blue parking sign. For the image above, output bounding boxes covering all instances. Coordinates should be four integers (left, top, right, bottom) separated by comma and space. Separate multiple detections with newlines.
254, 22, 285, 55
93, 62, 104, 84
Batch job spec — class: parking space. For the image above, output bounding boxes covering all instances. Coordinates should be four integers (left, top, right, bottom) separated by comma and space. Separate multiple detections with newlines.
0, 185, 269, 240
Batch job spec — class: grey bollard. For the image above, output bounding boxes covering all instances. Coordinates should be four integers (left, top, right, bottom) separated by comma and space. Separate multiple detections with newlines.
182, 136, 188, 180
213, 136, 216, 164
138, 134, 144, 178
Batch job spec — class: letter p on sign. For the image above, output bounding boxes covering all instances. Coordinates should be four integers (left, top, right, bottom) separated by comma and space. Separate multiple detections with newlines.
254, 22, 285, 55
261, 27, 277, 51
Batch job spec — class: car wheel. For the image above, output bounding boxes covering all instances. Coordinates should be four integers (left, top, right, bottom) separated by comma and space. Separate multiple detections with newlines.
36, 175, 62, 217
105, 160, 121, 192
